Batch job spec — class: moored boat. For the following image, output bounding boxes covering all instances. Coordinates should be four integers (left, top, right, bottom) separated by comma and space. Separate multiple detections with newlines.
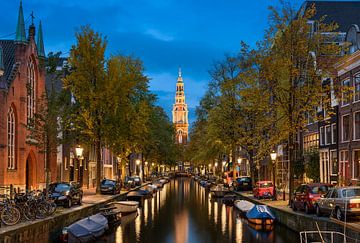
127, 191, 145, 202
222, 194, 236, 206
210, 184, 229, 197
112, 201, 139, 214
62, 213, 108, 243
246, 205, 275, 225
234, 200, 255, 214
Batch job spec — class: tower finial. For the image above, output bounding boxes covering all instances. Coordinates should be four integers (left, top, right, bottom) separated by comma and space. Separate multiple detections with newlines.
15, 0, 27, 44
178, 66, 182, 77
37, 20, 45, 58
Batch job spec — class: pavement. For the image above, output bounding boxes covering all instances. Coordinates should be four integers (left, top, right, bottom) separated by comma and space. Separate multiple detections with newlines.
235, 190, 360, 232
0, 183, 149, 233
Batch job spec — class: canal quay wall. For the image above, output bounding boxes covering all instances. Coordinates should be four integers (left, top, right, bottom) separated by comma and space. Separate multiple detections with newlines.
235, 192, 360, 241
0, 184, 149, 243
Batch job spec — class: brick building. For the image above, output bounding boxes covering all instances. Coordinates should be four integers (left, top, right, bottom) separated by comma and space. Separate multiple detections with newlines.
0, 2, 48, 191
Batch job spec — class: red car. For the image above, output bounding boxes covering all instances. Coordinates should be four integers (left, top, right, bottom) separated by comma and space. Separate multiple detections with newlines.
291, 183, 333, 214
253, 181, 274, 199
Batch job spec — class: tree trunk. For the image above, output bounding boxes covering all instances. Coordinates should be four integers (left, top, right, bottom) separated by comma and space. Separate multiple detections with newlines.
141, 156, 145, 182
95, 139, 102, 194
288, 134, 294, 205
232, 146, 236, 178
249, 149, 255, 184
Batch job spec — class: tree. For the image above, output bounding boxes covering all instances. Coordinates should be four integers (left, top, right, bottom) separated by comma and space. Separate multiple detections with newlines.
260, 3, 341, 202
64, 26, 109, 194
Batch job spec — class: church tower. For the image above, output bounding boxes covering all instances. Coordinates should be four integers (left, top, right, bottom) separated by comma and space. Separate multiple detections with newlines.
172, 68, 189, 144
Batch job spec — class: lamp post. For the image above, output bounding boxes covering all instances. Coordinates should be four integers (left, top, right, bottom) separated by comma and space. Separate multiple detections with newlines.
75, 145, 84, 185
270, 150, 277, 201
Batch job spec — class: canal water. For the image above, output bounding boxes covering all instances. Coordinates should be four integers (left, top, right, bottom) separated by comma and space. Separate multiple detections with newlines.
103, 178, 299, 243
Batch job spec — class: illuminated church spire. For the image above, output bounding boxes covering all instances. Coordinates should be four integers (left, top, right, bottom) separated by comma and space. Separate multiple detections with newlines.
172, 67, 188, 144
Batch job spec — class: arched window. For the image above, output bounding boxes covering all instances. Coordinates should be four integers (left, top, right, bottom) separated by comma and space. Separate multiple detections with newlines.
7, 106, 16, 169
27, 58, 36, 123
178, 130, 183, 144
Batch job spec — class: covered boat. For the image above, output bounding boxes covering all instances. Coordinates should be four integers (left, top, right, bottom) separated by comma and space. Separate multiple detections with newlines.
246, 205, 275, 225
112, 201, 139, 214
234, 200, 255, 214
66, 213, 108, 242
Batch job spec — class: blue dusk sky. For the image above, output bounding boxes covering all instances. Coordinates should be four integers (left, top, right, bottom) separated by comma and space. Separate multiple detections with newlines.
1, 0, 303, 124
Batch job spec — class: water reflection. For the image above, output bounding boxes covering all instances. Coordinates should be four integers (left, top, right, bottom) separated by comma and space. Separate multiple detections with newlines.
104, 178, 299, 243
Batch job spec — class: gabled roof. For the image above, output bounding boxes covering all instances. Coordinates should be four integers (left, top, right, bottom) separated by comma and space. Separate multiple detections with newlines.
302, 1, 360, 32
0, 40, 16, 90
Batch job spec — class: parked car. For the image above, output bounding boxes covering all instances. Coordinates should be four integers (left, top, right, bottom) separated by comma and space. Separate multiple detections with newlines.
253, 181, 274, 199
233, 176, 252, 191
315, 186, 360, 220
49, 182, 83, 208
100, 179, 121, 195
133, 176, 142, 186
291, 183, 332, 214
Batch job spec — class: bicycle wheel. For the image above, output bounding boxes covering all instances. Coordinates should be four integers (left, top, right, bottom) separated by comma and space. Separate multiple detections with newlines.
46, 201, 57, 215
23, 204, 36, 220
35, 203, 47, 219
1, 206, 21, 225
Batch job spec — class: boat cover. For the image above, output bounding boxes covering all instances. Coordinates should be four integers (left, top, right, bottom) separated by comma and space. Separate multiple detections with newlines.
234, 200, 255, 212
246, 205, 275, 220
67, 213, 108, 242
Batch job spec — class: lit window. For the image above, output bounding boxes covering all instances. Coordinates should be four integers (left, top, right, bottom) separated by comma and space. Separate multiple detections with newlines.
7, 106, 16, 169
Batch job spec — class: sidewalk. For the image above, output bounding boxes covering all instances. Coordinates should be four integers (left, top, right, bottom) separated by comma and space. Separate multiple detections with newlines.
0, 183, 149, 236
234, 190, 360, 232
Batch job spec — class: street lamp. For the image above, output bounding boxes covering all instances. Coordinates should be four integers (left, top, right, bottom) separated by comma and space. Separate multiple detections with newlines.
75, 145, 84, 185
136, 159, 141, 175
145, 161, 148, 179
237, 158, 241, 177
270, 150, 277, 201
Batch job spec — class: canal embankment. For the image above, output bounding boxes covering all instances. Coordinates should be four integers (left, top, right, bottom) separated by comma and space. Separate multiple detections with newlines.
234, 191, 360, 241
0, 183, 150, 243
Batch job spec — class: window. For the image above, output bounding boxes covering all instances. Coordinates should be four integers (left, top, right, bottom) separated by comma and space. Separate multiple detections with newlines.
331, 124, 336, 144
353, 150, 360, 179
320, 127, 324, 145
325, 125, 331, 145
342, 115, 350, 142
355, 112, 360, 140
330, 150, 337, 175
342, 79, 350, 106
7, 106, 16, 169
27, 58, 36, 123
354, 74, 360, 102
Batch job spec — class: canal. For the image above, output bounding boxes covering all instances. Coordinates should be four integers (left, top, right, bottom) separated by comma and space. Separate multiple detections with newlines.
103, 178, 299, 243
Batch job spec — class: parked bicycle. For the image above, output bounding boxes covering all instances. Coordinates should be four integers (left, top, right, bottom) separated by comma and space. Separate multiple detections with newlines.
0, 195, 21, 226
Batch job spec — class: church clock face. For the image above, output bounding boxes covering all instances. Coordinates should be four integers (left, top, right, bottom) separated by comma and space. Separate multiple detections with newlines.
172, 68, 189, 145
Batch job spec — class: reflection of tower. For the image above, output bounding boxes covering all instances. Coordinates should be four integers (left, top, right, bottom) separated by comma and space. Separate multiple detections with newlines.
172, 67, 189, 144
